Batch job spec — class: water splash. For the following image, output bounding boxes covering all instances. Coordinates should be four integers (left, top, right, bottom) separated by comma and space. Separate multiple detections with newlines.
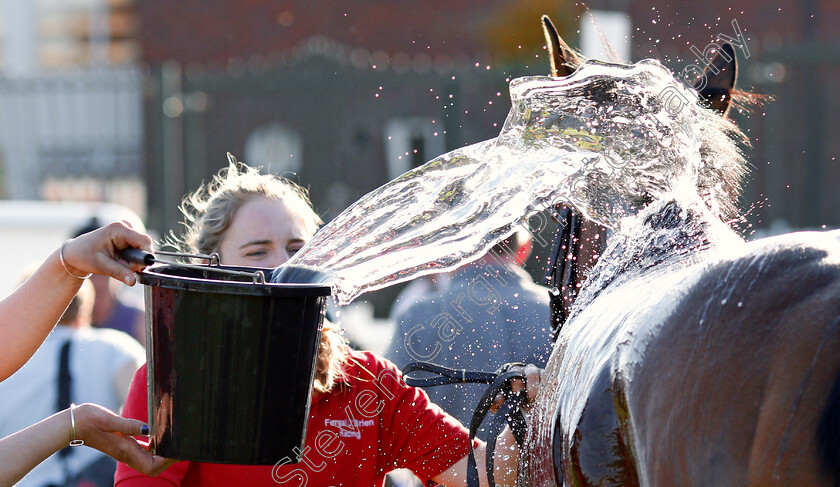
276, 59, 706, 303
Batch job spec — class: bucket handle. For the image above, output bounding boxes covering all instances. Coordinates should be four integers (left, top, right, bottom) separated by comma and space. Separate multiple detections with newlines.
155, 250, 221, 266
122, 249, 267, 284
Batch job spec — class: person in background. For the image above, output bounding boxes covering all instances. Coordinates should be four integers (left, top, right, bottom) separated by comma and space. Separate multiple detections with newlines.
0, 274, 145, 486
73, 218, 147, 346
388, 272, 452, 326
386, 229, 553, 430
0, 222, 170, 486
116, 159, 536, 486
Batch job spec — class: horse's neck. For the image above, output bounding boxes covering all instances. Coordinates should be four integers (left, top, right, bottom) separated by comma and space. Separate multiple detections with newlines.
572, 199, 742, 314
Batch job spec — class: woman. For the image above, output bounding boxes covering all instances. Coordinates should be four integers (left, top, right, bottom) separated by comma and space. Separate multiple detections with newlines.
0, 222, 171, 485
116, 160, 535, 486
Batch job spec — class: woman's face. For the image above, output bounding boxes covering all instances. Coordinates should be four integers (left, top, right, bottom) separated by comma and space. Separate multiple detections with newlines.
217, 196, 313, 267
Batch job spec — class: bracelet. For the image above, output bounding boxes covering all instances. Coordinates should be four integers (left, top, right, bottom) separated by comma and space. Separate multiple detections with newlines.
69, 403, 85, 447
59, 240, 93, 280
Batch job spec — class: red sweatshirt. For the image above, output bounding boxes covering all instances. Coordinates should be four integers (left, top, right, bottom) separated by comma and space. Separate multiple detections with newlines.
115, 349, 470, 486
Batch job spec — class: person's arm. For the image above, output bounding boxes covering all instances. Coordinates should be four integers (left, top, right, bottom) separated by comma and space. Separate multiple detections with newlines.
0, 403, 171, 486
0, 222, 152, 381
432, 364, 541, 487
432, 429, 520, 487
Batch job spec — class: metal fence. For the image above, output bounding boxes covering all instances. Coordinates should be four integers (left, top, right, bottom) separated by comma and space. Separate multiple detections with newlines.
0, 66, 144, 200
144, 50, 523, 235
0, 42, 836, 252
143, 51, 541, 313
739, 42, 840, 231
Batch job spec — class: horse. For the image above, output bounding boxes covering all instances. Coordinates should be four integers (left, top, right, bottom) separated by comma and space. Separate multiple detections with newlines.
518, 16, 840, 487
280, 13, 840, 486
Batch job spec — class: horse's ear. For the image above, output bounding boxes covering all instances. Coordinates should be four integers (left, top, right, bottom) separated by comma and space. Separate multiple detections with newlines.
542, 15, 580, 77
695, 43, 737, 116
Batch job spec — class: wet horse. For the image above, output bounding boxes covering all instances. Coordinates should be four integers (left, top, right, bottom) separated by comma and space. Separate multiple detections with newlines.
519, 17, 840, 487
279, 15, 840, 486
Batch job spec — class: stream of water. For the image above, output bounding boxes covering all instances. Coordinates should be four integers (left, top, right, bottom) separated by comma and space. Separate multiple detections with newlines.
273, 59, 705, 304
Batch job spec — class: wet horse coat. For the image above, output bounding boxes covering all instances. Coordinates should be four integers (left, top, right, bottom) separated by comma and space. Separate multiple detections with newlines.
522, 17, 840, 487
524, 200, 840, 486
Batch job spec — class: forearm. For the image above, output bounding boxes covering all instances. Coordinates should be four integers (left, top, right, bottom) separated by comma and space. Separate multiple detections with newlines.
433, 427, 520, 487
1, 403, 172, 485
493, 426, 520, 485
0, 223, 153, 381
0, 409, 71, 486
0, 250, 82, 380
433, 440, 491, 487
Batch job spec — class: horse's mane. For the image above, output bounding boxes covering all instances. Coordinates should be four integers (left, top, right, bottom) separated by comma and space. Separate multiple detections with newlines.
694, 101, 749, 223
694, 89, 770, 222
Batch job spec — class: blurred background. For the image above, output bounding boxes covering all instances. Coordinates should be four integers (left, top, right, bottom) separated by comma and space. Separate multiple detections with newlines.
0, 0, 837, 316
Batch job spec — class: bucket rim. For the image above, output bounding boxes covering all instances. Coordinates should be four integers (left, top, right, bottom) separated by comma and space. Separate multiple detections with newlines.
137, 264, 332, 297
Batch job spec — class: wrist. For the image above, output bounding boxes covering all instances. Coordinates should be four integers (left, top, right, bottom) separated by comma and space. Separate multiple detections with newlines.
59, 239, 93, 280
68, 403, 85, 446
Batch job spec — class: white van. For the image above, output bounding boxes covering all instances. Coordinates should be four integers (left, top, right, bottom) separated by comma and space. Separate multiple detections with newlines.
0, 200, 147, 297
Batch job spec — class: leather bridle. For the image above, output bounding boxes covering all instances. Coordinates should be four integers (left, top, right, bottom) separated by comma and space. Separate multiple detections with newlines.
545, 204, 582, 340
402, 361, 529, 487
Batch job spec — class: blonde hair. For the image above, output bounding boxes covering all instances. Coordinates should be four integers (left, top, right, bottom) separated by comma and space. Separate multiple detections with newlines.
165, 155, 347, 393
168, 155, 322, 256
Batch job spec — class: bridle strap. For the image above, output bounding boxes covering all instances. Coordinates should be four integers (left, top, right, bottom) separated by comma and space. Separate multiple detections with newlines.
545, 204, 582, 340
402, 361, 528, 487
401, 361, 497, 387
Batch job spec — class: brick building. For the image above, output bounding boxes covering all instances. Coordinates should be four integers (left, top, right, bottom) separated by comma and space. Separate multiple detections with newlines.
136, 0, 840, 235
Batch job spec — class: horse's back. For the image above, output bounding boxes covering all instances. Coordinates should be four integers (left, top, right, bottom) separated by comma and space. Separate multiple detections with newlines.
625, 231, 840, 485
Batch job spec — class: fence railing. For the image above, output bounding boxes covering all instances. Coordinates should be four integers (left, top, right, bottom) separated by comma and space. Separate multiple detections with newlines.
0, 66, 144, 199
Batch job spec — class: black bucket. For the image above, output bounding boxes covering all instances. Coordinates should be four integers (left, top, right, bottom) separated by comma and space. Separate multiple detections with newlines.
137, 263, 331, 465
